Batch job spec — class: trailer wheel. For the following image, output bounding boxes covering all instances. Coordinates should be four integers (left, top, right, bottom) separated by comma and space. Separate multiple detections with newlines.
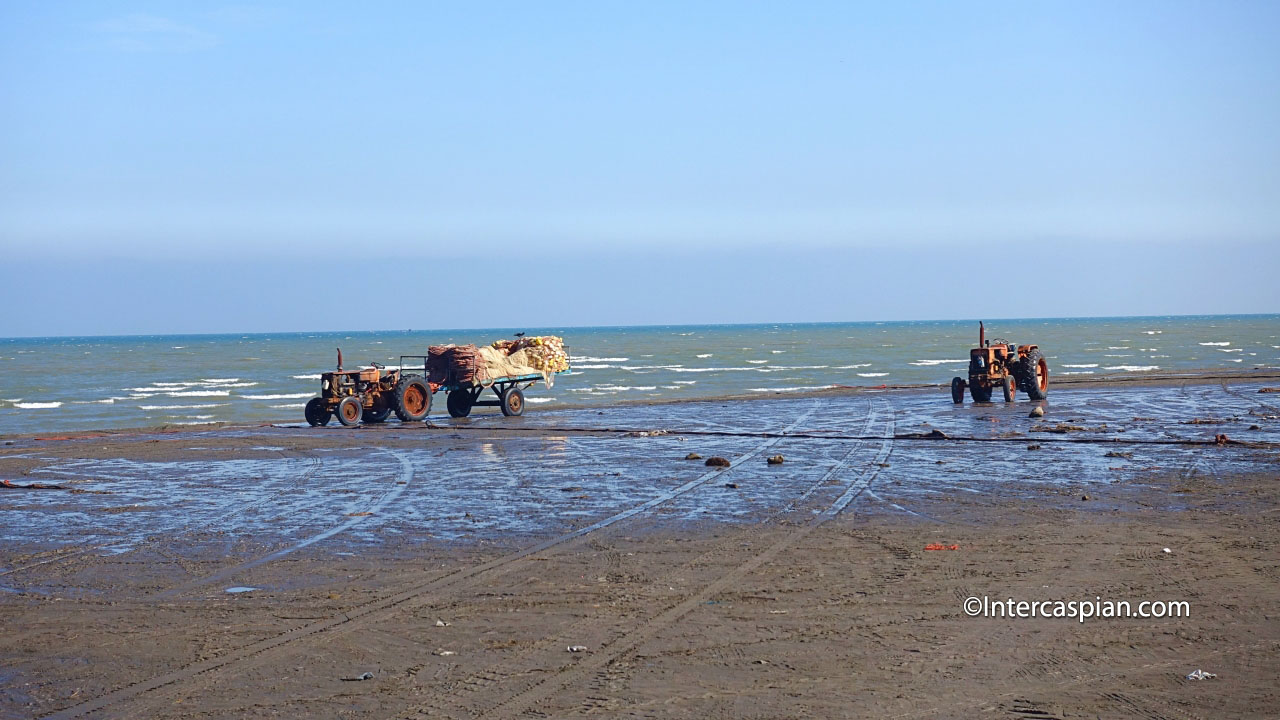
950, 377, 965, 404
969, 381, 993, 403
1019, 349, 1049, 400
362, 404, 391, 423
447, 389, 472, 418
393, 376, 431, 422
304, 398, 331, 426
1002, 375, 1015, 402
337, 396, 363, 426
501, 387, 525, 417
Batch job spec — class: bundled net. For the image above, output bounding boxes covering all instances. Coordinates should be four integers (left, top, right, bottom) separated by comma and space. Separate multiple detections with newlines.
427, 344, 484, 385
428, 336, 569, 388
480, 335, 570, 387
496, 336, 569, 374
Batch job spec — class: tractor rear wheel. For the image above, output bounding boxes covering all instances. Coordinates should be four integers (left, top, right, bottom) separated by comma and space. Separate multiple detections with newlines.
1019, 349, 1049, 400
304, 398, 331, 427
970, 382, 993, 403
950, 377, 965, 404
393, 376, 431, 422
362, 404, 391, 423
337, 396, 363, 427
501, 387, 525, 417
1002, 375, 1015, 402
447, 389, 473, 418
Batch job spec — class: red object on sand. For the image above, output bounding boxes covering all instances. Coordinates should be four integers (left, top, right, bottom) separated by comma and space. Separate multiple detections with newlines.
924, 543, 959, 551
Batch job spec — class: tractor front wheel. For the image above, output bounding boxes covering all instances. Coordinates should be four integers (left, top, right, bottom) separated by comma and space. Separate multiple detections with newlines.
337, 396, 363, 427
304, 398, 331, 427
950, 377, 965, 404
1019, 349, 1049, 401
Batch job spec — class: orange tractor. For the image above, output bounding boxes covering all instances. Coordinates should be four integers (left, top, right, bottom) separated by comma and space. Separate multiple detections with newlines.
951, 322, 1049, 403
304, 349, 432, 427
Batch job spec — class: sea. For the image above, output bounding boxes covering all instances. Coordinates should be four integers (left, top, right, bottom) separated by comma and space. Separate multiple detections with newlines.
1, 315, 1276, 435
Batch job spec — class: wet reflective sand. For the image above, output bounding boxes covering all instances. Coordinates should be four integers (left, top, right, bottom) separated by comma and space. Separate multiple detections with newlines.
4, 379, 1276, 558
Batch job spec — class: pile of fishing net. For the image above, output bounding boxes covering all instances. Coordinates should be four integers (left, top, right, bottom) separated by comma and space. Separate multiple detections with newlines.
426, 344, 484, 385
428, 336, 569, 387
490, 336, 570, 374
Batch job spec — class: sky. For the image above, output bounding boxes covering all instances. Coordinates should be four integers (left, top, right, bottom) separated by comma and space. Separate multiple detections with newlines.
2, 1, 1278, 336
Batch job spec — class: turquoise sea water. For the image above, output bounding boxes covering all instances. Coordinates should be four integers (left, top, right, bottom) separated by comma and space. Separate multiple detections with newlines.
1, 315, 1276, 435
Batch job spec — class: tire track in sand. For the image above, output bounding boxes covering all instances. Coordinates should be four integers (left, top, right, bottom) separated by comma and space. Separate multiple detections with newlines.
471, 401, 895, 719
43, 403, 820, 720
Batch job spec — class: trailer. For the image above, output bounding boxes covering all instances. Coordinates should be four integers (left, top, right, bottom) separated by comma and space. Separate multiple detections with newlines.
398, 355, 560, 418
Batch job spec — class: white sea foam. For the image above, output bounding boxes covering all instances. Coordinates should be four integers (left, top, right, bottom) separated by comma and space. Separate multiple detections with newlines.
761, 365, 829, 371
571, 356, 628, 362
672, 380, 696, 385
1062, 363, 1099, 368
1143, 330, 1162, 334
72, 398, 125, 404
594, 385, 657, 391
749, 385, 836, 393
14, 401, 61, 409
620, 365, 684, 371
172, 420, 216, 425
1060, 371, 1095, 375
746, 360, 768, 364
151, 382, 193, 387
857, 372, 889, 377
1199, 341, 1230, 346
1106, 346, 1130, 350
203, 381, 258, 388
200, 378, 241, 383
1220, 348, 1243, 352
834, 364, 872, 369
696, 353, 713, 358
1103, 354, 1133, 357
526, 397, 555, 404
269, 403, 307, 409
669, 367, 757, 373
139, 403, 228, 410
171, 346, 186, 349
1104, 365, 1159, 372
909, 359, 968, 366
167, 390, 231, 397
240, 393, 312, 400
770, 350, 785, 354
573, 364, 613, 369
1, 398, 21, 403
292, 374, 323, 380
187, 414, 215, 420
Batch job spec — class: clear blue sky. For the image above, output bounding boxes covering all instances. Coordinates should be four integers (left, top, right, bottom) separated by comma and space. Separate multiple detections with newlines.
2, 1, 1277, 336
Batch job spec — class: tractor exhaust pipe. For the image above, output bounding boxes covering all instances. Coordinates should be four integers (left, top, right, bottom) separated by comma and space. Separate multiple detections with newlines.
337, 348, 343, 371
979, 322, 985, 348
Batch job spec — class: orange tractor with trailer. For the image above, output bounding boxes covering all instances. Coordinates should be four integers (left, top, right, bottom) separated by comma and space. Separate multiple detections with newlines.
951, 322, 1049, 403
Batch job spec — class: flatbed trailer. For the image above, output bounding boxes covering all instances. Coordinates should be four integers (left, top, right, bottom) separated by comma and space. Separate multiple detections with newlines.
398, 356, 562, 418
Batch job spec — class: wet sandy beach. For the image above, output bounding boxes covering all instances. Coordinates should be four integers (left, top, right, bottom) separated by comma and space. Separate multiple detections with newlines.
2, 375, 1278, 718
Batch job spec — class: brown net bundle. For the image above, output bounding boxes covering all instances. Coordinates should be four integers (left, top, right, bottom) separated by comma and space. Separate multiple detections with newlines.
427, 344, 485, 386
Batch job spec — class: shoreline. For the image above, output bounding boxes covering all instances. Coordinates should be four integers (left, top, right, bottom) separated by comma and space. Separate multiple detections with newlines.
4, 367, 1278, 443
